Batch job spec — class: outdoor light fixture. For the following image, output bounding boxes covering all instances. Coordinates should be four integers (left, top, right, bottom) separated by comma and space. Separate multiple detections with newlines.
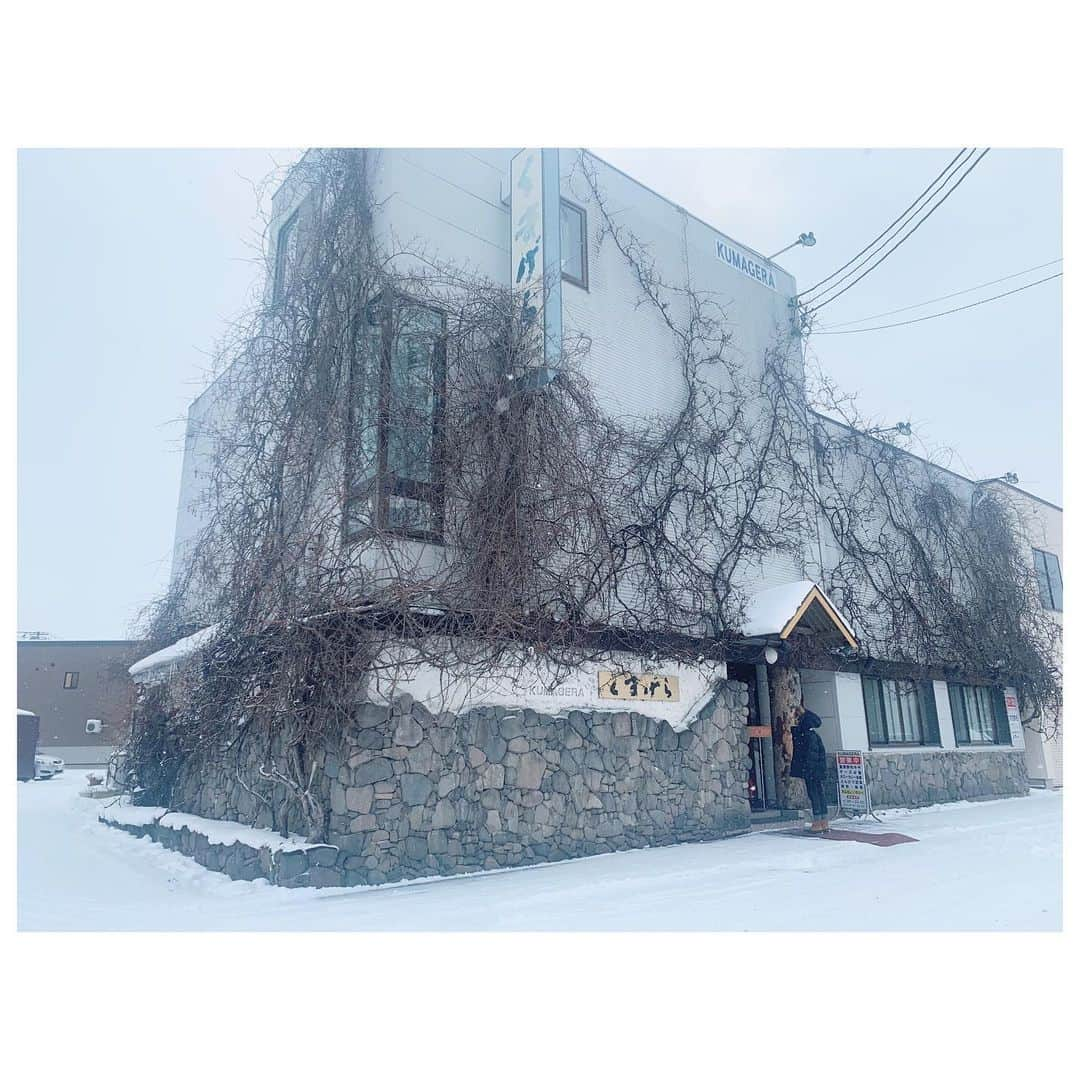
971, 472, 1020, 515
763, 646, 779, 665
767, 232, 816, 261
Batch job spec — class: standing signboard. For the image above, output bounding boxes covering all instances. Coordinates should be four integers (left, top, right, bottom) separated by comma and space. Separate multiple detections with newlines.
836, 750, 871, 814
1003, 686, 1026, 750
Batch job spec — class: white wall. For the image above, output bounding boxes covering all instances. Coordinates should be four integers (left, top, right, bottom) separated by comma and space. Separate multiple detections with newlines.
933, 680, 957, 750
364, 148, 813, 597
559, 151, 809, 595
994, 484, 1063, 786
834, 670, 869, 751
369, 149, 513, 281
169, 374, 234, 600
799, 669, 842, 753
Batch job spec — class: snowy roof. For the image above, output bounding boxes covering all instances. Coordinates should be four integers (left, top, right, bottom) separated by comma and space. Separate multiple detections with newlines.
17, 708, 37, 717
741, 580, 856, 647
128, 624, 219, 678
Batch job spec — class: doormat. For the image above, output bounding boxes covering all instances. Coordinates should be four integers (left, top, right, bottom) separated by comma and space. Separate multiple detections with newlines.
771, 828, 918, 847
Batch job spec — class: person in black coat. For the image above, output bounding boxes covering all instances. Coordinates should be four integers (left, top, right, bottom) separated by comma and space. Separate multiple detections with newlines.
789, 706, 830, 832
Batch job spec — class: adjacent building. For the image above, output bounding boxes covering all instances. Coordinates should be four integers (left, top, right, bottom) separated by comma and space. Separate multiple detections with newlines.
1003, 484, 1063, 787
18, 640, 147, 765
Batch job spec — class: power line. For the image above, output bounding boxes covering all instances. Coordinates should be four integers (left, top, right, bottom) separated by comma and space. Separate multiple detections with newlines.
817, 258, 1063, 329
798, 149, 969, 300
804, 149, 991, 315
812, 272, 1061, 334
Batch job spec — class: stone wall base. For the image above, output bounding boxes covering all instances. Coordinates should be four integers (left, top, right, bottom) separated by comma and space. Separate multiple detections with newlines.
143, 682, 754, 888
863, 749, 1028, 809
100, 816, 351, 887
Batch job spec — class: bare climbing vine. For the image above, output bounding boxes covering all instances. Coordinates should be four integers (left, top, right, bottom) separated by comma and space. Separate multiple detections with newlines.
121, 148, 1060, 833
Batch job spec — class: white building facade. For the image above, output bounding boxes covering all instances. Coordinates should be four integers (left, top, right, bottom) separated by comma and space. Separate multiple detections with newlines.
165, 148, 1058, 818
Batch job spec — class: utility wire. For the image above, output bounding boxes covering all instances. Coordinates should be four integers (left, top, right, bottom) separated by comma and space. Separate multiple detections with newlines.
817, 258, 1063, 329
804, 149, 991, 315
798, 149, 969, 300
804, 148, 986, 311
812, 272, 1061, 334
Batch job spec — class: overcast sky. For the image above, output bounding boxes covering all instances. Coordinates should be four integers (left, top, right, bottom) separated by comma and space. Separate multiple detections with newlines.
17, 148, 1062, 640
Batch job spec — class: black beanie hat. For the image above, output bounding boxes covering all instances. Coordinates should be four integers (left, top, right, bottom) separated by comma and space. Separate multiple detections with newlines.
799, 710, 822, 729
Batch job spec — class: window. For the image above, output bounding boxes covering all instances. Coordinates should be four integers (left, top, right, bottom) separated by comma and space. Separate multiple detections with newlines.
63, 671, 79, 690
272, 209, 301, 304
560, 200, 588, 289
861, 676, 940, 746
948, 683, 1010, 745
1033, 548, 1063, 611
345, 295, 446, 542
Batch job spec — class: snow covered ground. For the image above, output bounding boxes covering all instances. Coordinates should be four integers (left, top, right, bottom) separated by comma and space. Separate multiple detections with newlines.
18, 769, 1061, 931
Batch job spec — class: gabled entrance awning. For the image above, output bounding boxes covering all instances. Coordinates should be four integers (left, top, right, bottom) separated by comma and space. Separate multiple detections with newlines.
741, 580, 857, 649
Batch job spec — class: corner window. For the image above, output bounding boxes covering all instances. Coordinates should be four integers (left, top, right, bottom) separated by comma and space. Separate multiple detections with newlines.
1033, 548, 1063, 611
345, 295, 446, 543
560, 200, 588, 289
948, 683, 1010, 745
63, 671, 79, 689
861, 676, 939, 746
272, 209, 301, 305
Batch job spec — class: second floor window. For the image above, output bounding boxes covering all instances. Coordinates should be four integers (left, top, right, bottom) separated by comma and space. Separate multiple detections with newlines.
345, 296, 446, 543
560, 200, 588, 289
948, 683, 1010, 745
862, 676, 940, 746
1033, 548, 1063, 611
272, 209, 301, 305
63, 671, 79, 689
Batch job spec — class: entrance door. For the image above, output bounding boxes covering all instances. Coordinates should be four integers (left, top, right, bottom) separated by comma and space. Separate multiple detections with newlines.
728, 663, 772, 811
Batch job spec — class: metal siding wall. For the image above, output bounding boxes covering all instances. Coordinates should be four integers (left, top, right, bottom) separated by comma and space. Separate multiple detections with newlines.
933, 680, 958, 750
560, 152, 811, 593
834, 670, 870, 751
170, 377, 236, 592
370, 149, 512, 281
800, 669, 842, 752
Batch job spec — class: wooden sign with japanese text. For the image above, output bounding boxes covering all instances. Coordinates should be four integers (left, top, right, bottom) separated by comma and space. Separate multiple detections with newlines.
597, 671, 680, 703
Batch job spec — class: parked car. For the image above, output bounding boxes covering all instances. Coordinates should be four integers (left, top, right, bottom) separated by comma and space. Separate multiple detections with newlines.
39, 753, 64, 775
34, 755, 58, 780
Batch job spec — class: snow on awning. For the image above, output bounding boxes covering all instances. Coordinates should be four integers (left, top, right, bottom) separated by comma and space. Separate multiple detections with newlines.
128, 624, 219, 680
741, 580, 857, 648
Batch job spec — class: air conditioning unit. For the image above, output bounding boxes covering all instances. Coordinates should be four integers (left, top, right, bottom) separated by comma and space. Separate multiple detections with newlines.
85, 718, 103, 735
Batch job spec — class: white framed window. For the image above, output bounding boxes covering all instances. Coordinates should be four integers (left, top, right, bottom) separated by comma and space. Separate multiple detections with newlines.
272, 209, 301, 305
345, 295, 446, 543
1033, 548, 1063, 611
560, 200, 588, 289
948, 683, 1010, 745
861, 676, 940, 746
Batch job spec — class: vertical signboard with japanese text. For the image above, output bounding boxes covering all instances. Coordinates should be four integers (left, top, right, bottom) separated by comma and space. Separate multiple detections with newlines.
1004, 686, 1026, 750
836, 751, 871, 814
510, 148, 562, 372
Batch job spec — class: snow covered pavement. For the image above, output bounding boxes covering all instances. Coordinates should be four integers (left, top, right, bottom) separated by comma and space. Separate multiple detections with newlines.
18, 770, 1061, 931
